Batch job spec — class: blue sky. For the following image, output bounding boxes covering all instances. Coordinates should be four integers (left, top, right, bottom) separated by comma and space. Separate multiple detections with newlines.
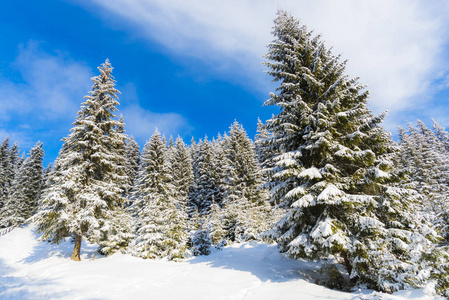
1, 0, 449, 164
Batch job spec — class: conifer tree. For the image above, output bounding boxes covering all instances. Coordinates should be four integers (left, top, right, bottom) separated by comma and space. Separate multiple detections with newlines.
116, 114, 129, 198
0, 142, 44, 227
189, 137, 197, 160
98, 207, 134, 256
168, 135, 175, 153
132, 130, 171, 202
206, 200, 226, 248
212, 136, 231, 202
0, 140, 23, 226
9, 142, 21, 180
255, 118, 278, 171
41, 163, 52, 192
262, 10, 441, 292
0, 137, 11, 207
219, 121, 271, 242
190, 223, 212, 256
171, 136, 194, 202
35, 59, 128, 261
432, 119, 449, 152
124, 135, 141, 196
398, 121, 449, 241
130, 129, 188, 260
190, 137, 226, 215
226, 121, 263, 203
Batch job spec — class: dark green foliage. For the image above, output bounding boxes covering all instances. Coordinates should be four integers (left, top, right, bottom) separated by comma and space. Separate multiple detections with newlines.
317, 263, 352, 292
261, 10, 440, 293
35, 59, 129, 247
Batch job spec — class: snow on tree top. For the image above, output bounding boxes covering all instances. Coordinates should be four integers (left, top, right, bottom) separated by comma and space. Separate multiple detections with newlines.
373, 168, 391, 179
298, 167, 322, 179
310, 217, 334, 239
316, 183, 344, 204
286, 186, 306, 199
292, 193, 314, 208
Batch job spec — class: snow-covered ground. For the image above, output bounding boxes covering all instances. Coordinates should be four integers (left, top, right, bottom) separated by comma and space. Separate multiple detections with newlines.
0, 225, 440, 300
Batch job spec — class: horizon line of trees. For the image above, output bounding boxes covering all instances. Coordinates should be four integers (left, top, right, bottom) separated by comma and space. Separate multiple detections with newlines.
0, 9, 448, 298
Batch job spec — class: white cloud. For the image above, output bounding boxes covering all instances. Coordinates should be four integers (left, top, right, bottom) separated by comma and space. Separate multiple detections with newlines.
83, 0, 449, 130
0, 129, 34, 153
0, 42, 94, 151
0, 41, 92, 121
121, 104, 192, 144
0, 42, 193, 154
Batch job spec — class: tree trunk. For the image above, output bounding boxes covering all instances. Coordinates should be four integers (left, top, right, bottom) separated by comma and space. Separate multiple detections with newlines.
340, 250, 352, 276
71, 233, 82, 261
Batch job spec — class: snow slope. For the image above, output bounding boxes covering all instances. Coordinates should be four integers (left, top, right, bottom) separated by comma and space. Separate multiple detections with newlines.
0, 225, 440, 300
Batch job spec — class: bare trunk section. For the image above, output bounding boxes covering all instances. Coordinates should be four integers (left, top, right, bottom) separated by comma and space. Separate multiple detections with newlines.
340, 250, 352, 276
71, 233, 82, 261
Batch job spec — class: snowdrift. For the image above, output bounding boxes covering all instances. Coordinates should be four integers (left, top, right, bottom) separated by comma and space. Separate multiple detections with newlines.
0, 225, 439, 300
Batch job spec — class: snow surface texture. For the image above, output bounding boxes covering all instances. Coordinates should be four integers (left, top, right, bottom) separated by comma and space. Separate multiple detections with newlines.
0, 225, 440, 300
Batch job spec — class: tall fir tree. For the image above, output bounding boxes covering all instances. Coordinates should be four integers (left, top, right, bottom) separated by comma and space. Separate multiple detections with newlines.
35, 59, 129, 261
0, 142, 44, 227
226, 121, 263, 203
189, 137, 227, 216
261, 10, 442, 293
398, 121, 449, 242
0, 137, 11, 208
255, 118, 278, 172
432, 118, 449, 152
171, 136, 194, 202
9, 142, 21, 180
130, 129, 188, 260
124, 135, 141, 199
220, 121, 271, 242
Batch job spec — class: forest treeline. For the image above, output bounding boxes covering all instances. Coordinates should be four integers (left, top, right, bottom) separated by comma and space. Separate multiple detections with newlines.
0, 10, 448, 297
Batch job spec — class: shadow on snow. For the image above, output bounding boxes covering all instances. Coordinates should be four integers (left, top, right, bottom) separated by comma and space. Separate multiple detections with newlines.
0, 257, 69, 299
188, 242, 325, 284
21, 228, 103, 265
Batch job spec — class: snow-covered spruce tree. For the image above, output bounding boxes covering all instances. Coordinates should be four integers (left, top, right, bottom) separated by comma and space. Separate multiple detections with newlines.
130, 129, 188, 260
97, 114, 134, 257
255, 118, 279, 172
191, 225, 212, 256
262, 11, 440, 293
98, 207, 134, 256
432, 118, 449, 152
189, 137, 197, 160
189, 137, 226, 216
115, 114, 130, 197
220, 121, 272, 242
206, 200, 226, 248
226, 121, 263, 203
171, 136, 194, 202
124, 135, 141, 195
189, 209, 212, 256
212, 135, 232, 201
0, 137, 14, 210
9, 142, 21, 182
398, 121, 449, 242
0, 142, 44, 227
168, 135, 175, 158
0, 137, 11, 190
40, 163, 52, 196
0, 141, 22, 226
35, 59, 129, 261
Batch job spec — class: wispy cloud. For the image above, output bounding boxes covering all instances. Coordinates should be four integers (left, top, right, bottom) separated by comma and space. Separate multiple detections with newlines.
0, 41, 92, 122
0, 41, 92, 150
121, 104, 193, 144
117, 82, 193, 144
81, 0, 449, 130
0, 42, 193, 158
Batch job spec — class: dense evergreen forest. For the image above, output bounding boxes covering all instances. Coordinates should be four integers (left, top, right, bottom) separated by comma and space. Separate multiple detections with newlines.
0, 10, 448, 297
